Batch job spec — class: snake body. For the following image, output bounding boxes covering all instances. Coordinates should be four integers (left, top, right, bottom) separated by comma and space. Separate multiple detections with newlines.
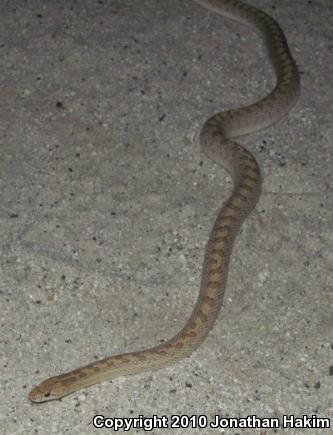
29, 0, 300, 402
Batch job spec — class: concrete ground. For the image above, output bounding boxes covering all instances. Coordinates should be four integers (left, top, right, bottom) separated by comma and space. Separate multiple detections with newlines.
1, 0, 332, 434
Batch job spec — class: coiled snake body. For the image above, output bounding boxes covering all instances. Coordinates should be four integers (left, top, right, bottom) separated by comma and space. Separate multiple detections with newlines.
29, 0, 300, 402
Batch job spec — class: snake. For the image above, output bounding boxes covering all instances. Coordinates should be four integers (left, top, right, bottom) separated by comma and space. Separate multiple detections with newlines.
28, 0, 300, 402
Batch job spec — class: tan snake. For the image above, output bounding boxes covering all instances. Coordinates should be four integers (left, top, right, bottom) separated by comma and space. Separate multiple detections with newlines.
29, 0, 300, 402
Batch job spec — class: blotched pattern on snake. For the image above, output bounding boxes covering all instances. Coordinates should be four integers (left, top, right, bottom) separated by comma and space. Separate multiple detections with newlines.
29, 0, 300, 402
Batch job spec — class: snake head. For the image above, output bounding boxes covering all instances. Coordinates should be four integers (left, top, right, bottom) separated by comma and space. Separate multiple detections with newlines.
28, 377, 67, 403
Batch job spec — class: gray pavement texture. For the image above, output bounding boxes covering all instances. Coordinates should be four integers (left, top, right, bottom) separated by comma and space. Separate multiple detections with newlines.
0, 0, 332, 434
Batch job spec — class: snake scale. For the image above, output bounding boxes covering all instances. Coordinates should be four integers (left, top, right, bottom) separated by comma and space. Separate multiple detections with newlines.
29, 0, 300, 402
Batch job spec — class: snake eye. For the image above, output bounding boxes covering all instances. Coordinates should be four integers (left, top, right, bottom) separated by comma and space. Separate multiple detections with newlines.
44, 392, 50, 397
